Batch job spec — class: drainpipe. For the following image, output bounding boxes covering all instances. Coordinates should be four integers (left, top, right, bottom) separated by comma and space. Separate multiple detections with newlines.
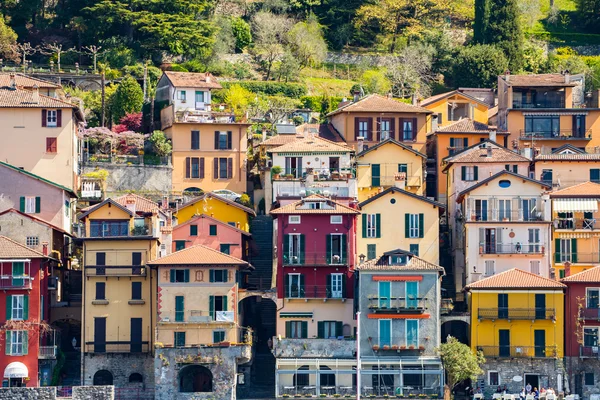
356, 311, 361, 400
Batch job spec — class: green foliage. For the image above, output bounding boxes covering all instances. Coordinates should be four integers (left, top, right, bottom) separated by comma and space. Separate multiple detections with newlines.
181, 60, 207, 73
148, 131, 172, 157
271, 165, 283, 174
224, 84, 254, 118
51, 349, 66, 386
473, 0, 489, 43
64, 85, 118, 127
438, 336, 485, 390
576, 0, 600, 32
451, 44, 508, 88
301, 95, 345, 112
522, 40, 550, 73
239, 193, 252, 208
110, 76, 144, 123
277, 51, 301, 82
82, 169, 109, 181
0, 14, 17, 62
361, 69, 392, 94
101, 41, 137, 68
250, 11, 292, 80
292, 115, 305, 125
220, 81, 307, 98
287, 14, 328, 67
233, 61, 253, 80
231, 17, 252, 52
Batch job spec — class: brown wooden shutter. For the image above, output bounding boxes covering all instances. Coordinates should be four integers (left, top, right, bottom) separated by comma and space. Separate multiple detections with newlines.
213, 158, 219, 178
399, 118, 405, 141
46, 137, 57, 153
376, 117, 381, 142
199, 158, 205, 178
390, 118, 395, 140
367, 117, 373, 141
56, 110, 62, 127
185, 157, 191, 178
354, 118, 359, 140
42, 110, 47, 127
412, 117, 418, 140
227, 158, 233, 179
214, 131, 219, 149
227, 131, 232, 149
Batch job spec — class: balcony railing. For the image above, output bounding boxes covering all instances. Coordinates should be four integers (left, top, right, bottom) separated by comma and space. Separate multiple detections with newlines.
284, 285, 348, 300
86, 222, 155, 238
477, 308, 556, 320
283, 253, 349, 266
273, 168, 355, 181
0, 276, 32, 289
477, 345, 558, 358
85, 266, 147, 276
369, 337, 425, 352
554, 253, 600, 264
512, 100, 565, 109
84, 342, 150, 353
367, 297, 426, 313
160, 309, 235, 323
448, 146, 466, 156
580, 308, 600, 320
580, 345, 600, 358
479, 243, 545, 255
465, 209, 546, 222
555, 217, 598, 230
519, 129, 592, 140
38, 346, 57, 359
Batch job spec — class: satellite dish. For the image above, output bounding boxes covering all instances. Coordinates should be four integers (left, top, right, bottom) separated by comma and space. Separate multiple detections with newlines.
513, 376, 523, 382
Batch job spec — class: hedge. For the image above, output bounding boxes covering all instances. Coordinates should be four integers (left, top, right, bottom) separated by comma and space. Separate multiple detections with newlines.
220, 81, 307, 98
300, 95, 345, 113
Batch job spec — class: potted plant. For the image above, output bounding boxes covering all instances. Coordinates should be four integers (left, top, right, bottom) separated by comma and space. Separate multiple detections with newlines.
392, 344, 399, 350
285, 173, 295, 180
272, 166, 282, 179
419, 345, 425, 351
409, 345, 415, 350
399, 345, 407, 350
372, 344, 380, 351
418, 394, 428, 398
383, 345, 390, 350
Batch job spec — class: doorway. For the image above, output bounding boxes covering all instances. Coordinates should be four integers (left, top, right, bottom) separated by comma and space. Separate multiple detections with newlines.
524, 374, 539, 391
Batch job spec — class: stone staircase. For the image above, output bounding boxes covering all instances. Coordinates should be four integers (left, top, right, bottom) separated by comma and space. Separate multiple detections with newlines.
60, 351, 81, 387
248, 215, 274, 290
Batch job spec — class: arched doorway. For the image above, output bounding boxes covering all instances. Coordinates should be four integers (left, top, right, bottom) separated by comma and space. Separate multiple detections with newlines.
93, 370, 113, 385
129, 373, 143, 383
441, 320, 470, 345
293, 365, 310, 389
320, 365, 335, 388
180, 365, 213, 393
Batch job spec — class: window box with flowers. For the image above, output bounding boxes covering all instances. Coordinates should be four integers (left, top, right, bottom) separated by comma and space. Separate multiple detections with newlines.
372, 345, 380, 351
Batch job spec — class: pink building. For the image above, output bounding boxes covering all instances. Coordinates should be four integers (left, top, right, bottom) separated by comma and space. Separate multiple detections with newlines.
172, 214, 251, 260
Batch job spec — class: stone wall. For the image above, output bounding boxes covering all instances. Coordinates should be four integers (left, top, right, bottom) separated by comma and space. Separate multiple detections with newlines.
72, 385, 114, 400
83, 353, 154, 388
0, 387, 56, 400
272, 338, 355, 358
154, 345, 251, 399
565, 357, 600, 398
82, 164, 172, 195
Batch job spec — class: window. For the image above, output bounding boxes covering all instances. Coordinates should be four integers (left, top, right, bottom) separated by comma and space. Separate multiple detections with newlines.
329, 234, 344, 264
378, 281, 391, 308
210, 270, 228, 283
46, 110, 57, 127
284, 157, 302, 178
175, 296, 184, 322
286, 234, 303, 265
215, 157, 231, 179
190, 225, 198, 236
587, 288, 600, 309
585, 373, 595, 386
175, 241, 186, 251
529, 228, 540, 253
191, 131, 200, 150
584, 327, 598, 347
6, 331, 27, 355
185, 157, 205, 179
24, 196, 36, 213
409, 244, 419, 256
195, 91, 205, 105
11, 295, 25, 320
286, 321, 307, 338
485, 260, 495, 276
541, 169, 553, 184
406, 213, 422, 238
367, 244, 376, 260
406, 319, 419, 347
46, 137, 57, 153
215, 131, 231, 150
220, 244, 230, 255
131, 282, 142, 300
364, 214, 379, 238
286, 274, 304, 298
525, 115, 559, 137
170, 269, 190, 283
489, 371, 500, 386
209, 225, 217, 236
402, 119, 414, 141
449, 138, 468, 155
498, 199, 512, 221
174, 332, 186, 347
320, 321, 339, 338
308, 202, 322, 210
26, 236, 39, 248
357, 119, 369, 139
379, 319, 391, 346
530, 260, 541, 275
398, 164, 407, 174
96, 283, 106, 300
209, 295, 228, 320
475, 199, 488, 221
213, 331, 225, 343
379, 119, 391, 140
505, 164, 519, 173
177, 91, 186, 102
461, 166, 478, 181
328, 273, 344, 299
227, 222, 236, 227
330, 215, 342, 224
591, 169, 600, 183
289, 215, 301, 224
559, 239, 573, 263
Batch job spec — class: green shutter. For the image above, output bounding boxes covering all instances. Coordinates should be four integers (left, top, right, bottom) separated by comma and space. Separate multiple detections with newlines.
371, 164, 381, 187
341, 274, 347, 298
474, 166, 479, 181
283, 234, 290, 262
299, 234, 305, 265
367, 244, 376, 260
19, 197, 25, 213
341, 234, 347, 264
461, 166, 466, 181
210, 270, 215, 282
22, 332, 27, 355
418, 214, 424, 238
326, 275, 332, 298
405, 214, 410, 238
375, 214, 381, 238
362, 214, 367, 238
35, 197, 41, 213
284, 275, 290, 297
326, 234, 332, 264
572, 238, 578, 263
223, 295, 228, 311
301, 321, 308, 338
184, 269, 189, 283
299, 274, 305, 298
170, 269, 175, 282
209, 296, 215, 320
5, 332, 10, 355
23, 296, 28, 320
6, 295, 11, 320
175, 296, 184, 322
285, 321, 291, 337
555, 239, 561, 263
318, 321, 324, 338
335, 321, 343, 337
190, 225, 198, 236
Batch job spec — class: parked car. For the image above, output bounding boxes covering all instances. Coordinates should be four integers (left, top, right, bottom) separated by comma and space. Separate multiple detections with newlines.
211, 189, 242, 203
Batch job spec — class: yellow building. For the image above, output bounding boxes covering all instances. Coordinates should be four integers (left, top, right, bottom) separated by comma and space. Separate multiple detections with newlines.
356, 138, 426, 201
174, 192, 256, 232
466, 269, 566, 394
79, 195, 166, 387
358, 187, 443, 264
420, 89, 492, 129
550, 181, 600, 278
534, 145, 600, 189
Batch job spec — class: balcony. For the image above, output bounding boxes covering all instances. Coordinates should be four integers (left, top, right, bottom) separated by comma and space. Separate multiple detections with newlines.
554, 217, 598, 230
174, 109, 235, 124
367, 297, 426, 313
283, 253, 349, 267
479, 243, 545, 255
477, 308, 556, 320
477, 345, 558, 358
38, 346, 57, 359
272, 338, 356, 358
579, 308, 600, 320
0, 276, 32, 290
369, 337, 426, 354
85, 266, 147, 276
448, 146, 466, 156
84, 342, 150, 353
86, 221, 156, 238
160, 309, 234, 323
80, 178, 103, 200
554, 253, 600, 264
285, 285, 348, 300
580, 345, 600, 358
465, 209, 547, 222
273, 168, 355, 182
519, 129, 591, 141
512, 100, 565, 109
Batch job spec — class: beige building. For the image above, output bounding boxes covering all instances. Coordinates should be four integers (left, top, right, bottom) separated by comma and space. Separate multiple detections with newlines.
0, 82, 84, 191
533, 145, 600, 189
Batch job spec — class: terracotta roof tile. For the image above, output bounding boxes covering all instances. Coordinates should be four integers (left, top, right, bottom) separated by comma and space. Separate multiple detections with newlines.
437, 118, 497, 134
562, 266, 600, 282
258, 134, 304, 149
550, 181, 600, 197
0, 235, 50, 258
501, 73, 576, 87
0, 87, 75, 108
444, 142, 530, 164
456, 170, 550, 201
270, 194, 360, 215
163, 71, 222, 89
327, 94, 432, 116
269, 135, 351, 153
113, 193, 161, 214
174, 214, 251, 236
357, 254, 444, 272
147, 244, 247, 266
0, 73, 61, 89
420, 90, 490, 108
465, 269, 566, 290
357, 138, 425, 158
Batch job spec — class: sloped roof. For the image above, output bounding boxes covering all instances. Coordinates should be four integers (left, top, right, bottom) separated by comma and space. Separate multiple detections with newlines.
443, 141, 529, 164
79, 198, 134, 220
550, 182, 600, 198
357, 254, 444, 272
0, 161, 76, 197
436, 118, 498, 134
357, 138, 426, 159
359, 187, 444, 209
270, 194, 359, 215
457, 170, 550, 201
0, 208, 71, 236
113, 193, 161, 214
174, 214, 251, 236
500, 73, 576, 87
163, 71, 222, 89
420, 90, 490, 108
0, 235, 51, 259
258, 134, 304, 149
318, 123, 346, 142
326, 94, 432, 117
562, 266, 600, 283
147, 244, 247, 266
179, 193, 256, 216
465, 268, 566, 290
0, 73, 60, 89
268, 135, 351, 153
0, 87, 75, 108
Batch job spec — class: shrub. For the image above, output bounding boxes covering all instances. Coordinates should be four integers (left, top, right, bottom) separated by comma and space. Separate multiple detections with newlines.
239, 193, 252, 208
149, 131, 172, 157
220, 81, 307, 98
451, 44, 508, 88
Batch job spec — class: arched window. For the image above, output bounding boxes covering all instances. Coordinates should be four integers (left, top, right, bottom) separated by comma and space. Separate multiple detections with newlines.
320, 365, 335, 387
129, 373, 143, 383
293, 365, 310, 388
93, 370, 113, 385
179, 365, 213, 393
183, 187, 202, 194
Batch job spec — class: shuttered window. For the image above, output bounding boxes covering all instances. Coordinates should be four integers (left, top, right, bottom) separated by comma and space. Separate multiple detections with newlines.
185, 157, 204, 179
46, 137, 58, 153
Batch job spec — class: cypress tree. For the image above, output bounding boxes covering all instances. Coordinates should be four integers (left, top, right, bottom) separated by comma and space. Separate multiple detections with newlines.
473, 0, 490, 44
486, 0, 523, 71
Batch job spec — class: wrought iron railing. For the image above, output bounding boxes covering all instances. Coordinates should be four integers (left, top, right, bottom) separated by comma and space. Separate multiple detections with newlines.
477, 308, 555, 320
477, 345, 558, 358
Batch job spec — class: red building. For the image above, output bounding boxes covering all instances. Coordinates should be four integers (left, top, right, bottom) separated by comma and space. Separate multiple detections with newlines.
270, 195, 359, 337
0, 236, 56, 387
563, 266, 600, 397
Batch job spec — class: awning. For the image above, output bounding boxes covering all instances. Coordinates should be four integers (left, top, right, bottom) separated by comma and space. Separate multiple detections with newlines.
553, 199, 598, 212
4, 362, 28, 378
279, 312, 313, 318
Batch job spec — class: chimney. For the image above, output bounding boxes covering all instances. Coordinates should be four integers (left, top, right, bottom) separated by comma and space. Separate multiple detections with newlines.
42, 242, 48, 256
162, 195, 168, 210
489, 130, 497, 143
9, 74, 16, 89
32, 84, 39, 104
431, 114, 439, 132
486, 146, 493, 158
412, 93, 417, 106
125, 197, 136, 214
262, 127, 267, 142
564, 70, 570, 84
353, 90, 360, 103
357, 137, 364, 153
206, 74, 211, 83
564, 261, 571, 277
504, 70, 510, 82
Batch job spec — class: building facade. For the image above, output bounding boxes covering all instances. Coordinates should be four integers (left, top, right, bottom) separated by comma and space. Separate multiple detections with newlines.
534, 145, 600, 189
175, 193, 255, 232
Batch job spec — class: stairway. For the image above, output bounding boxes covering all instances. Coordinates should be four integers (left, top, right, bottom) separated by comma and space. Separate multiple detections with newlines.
60, 351, 81, 386
250, 353, 276, 386
248, 216, 274, 290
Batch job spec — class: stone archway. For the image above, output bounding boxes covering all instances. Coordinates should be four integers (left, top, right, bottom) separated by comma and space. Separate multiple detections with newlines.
441, 319, 470, 345
179, 365, 213, 393
93, 370, 113, 385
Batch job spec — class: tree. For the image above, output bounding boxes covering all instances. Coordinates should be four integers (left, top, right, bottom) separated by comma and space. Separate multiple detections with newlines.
110, 76, 144, 124
224, 84, 254, 119
40, 42, 73, 72
438, 336, 485, 392
251, 11, 291, 80
576, 0, 600, 33
519, 0, 542, 30
361, 69, 392, 95
384, 44, 436, 98
522, 40, 549, 74
451, 44, 508, 88
473, 0, 490, 44
231, 17, 252, 52
0, 14, 17, 62
287, 14, 328, 68
148, 131, 172, 157
277, 50, 301, 82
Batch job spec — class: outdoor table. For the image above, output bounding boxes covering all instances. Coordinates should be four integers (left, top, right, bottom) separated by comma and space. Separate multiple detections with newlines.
322, 386, 336, 395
